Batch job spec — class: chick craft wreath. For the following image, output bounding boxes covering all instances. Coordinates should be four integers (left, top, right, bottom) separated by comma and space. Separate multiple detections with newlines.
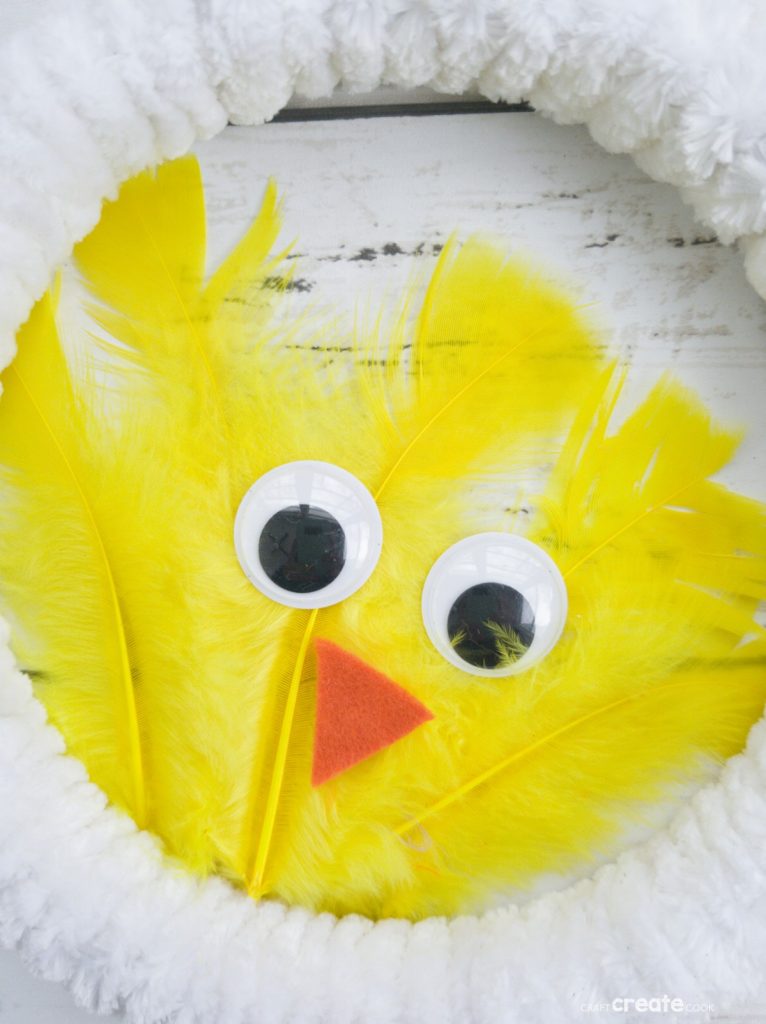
1, 3, 766, 1023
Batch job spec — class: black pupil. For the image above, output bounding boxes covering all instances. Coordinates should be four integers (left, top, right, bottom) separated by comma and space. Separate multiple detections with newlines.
258, 504, 346, 593
447, 582, 535, 670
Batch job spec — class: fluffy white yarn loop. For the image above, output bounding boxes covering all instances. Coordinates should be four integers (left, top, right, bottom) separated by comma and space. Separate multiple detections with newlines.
1, 1, 765, 1021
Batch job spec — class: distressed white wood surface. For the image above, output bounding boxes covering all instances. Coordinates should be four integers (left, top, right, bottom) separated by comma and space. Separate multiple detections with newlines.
1, 109, 765, 1023
199, 113, 766, 499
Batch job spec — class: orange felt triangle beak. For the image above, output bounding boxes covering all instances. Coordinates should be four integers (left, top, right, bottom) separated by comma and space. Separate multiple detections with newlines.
312, 638, 433, 787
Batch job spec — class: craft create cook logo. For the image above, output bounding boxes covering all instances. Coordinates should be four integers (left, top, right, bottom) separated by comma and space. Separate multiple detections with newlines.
579, 994, 716, 1015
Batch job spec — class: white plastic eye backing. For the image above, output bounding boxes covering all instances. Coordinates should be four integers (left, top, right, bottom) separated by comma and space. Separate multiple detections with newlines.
422, 533, 568, 677
234, 461, 383, 609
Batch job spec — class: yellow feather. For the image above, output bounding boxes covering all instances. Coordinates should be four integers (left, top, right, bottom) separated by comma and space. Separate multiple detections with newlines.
242, 231, 605, 895
0, 291, 146, 824
69, 159, 297, 874
2, 157, 764, 923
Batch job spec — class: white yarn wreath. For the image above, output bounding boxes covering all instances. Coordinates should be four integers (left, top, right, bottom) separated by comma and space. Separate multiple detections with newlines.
1, 2, 765, 1021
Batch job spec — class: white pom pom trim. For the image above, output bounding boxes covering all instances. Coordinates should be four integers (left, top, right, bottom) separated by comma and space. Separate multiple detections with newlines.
2, 2, 766, 1020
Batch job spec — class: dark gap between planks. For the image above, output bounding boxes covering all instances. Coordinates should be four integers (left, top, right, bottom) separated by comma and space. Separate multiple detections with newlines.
267, 99, 532, 124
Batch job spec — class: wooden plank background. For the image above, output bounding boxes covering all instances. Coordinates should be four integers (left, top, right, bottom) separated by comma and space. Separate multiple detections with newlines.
199, 111, 766, 498
1, 105, 765, 1024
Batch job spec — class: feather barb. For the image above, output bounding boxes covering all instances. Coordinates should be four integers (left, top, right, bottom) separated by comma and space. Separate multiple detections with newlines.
394, 662, 763, 838
2, 303, 146, 825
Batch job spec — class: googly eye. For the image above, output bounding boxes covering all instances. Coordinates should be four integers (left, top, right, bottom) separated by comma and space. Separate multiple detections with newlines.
234, 461, 383, 609
422, 533, 567, 677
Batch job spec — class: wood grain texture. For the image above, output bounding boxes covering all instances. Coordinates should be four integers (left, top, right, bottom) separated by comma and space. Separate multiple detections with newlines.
1, 108, 764, 1023
197, 112, 766, 501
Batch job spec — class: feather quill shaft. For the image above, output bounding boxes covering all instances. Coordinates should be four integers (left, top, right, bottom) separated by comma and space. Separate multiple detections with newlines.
562, 480, 695, 578
394, 665, 759, 837
247, 608, 318, 895
373, 323, 553, 501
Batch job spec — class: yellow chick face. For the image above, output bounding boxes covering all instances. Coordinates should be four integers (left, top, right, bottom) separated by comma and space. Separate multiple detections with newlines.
1, 157, 764, 923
